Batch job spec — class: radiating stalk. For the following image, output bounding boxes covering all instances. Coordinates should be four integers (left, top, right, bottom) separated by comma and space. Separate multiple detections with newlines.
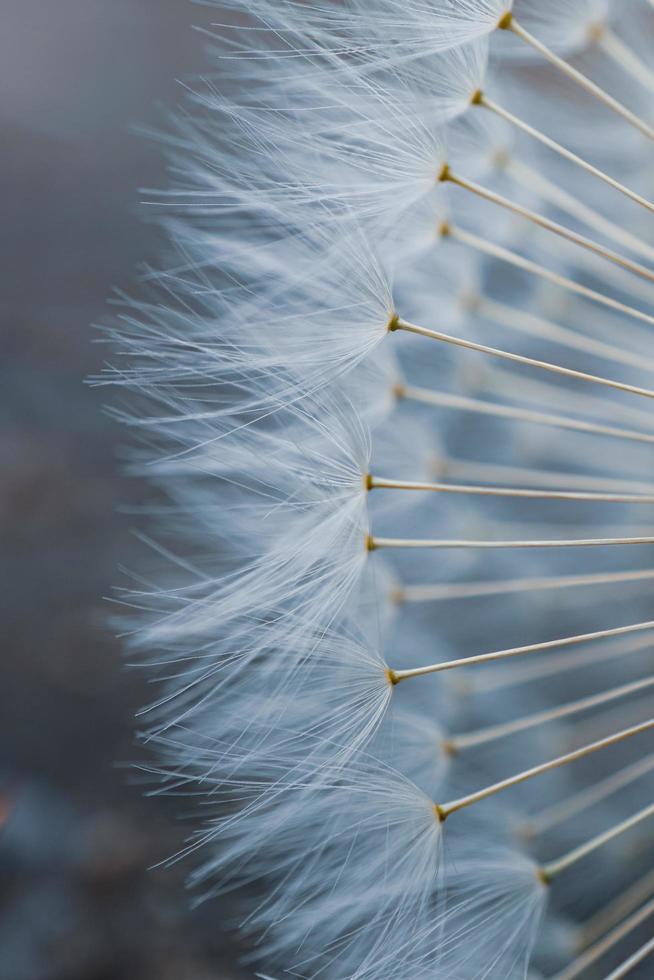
481, 365, 654, 436
578, 868, 654, 950
444, 224, 654, 328
393, 318, 654, 402
401, 383, 654, 446
434, 718, 654, 821
500, 15, 654, 140
368, 474, 654, 503
371, 534, 654, 552
476, 91, 654, 212
540, 801, 654, 883
439, 457, 654, 496
598, 28, 654, 93
538, 231, 654, 308
398, 568, 654, 604
524, 753, 654, 839
476, 294, 654, 375
506, 156, 654, 262
553, 895, 654, 980
564, 693, 654, 755
604, 934, 654, 979
447, 676, 654, 753
441, 165, 654, 282
467, 633, 653, 697
388, 620, 654, 684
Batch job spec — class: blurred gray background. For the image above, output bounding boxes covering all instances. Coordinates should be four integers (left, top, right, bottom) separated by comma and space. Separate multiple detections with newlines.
1, 3, 246, 977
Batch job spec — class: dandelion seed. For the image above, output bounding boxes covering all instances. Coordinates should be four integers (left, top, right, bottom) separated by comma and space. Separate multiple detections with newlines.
112, 0, 654, 976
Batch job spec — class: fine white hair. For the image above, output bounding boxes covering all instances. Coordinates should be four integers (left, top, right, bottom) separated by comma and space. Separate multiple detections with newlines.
109, 0, 654, 977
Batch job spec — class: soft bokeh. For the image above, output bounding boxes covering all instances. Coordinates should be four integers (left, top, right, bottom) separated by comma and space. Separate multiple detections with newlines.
1, 3, 246, 977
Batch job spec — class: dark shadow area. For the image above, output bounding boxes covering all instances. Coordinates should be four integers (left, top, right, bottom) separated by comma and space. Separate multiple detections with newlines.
1, 3, 247, 976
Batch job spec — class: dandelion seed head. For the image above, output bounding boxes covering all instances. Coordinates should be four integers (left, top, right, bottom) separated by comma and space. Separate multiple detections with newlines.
112, 0, 654, 975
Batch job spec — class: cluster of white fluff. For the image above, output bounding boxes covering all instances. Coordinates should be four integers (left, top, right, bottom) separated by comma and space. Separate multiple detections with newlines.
107, 1, 654, 977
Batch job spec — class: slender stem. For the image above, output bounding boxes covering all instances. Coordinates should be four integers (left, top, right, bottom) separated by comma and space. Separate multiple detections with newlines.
469, 634, 654, 697
502, 16, 654, 140
389, 620, 654, 683
443, 167, 654, 282
449, 676, 654, 752
394, 318, 654, 402
441, 458, 654, 496
369, 474, 654, 503
465, 516, 654, 539
547, 231, 654, 313
553, 895, 654, 980
482, 364, 654, 435
524, 753, 654, 839
402, 383, 654, 447
398, 568, 654, 603
540, 229, 654, 309
476, 294, 654, 375
563, 692, 654, 754
579, 867, 654, 950
435, 718, 654, 821
371, 535, 654, 552
477, 93, 654, 214
445, 224, 654, 329
605, 935, 654, 979
506, 156, 654, 262
599, 28, 654, 93
477, 91, 654, 213
541, 801, 654, 882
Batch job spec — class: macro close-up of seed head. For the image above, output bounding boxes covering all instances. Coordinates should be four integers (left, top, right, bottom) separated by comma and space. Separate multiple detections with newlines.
7, 1, 654, 978
101, 2, 654, 977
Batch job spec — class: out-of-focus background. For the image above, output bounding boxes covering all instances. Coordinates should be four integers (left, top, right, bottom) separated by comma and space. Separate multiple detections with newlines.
1, 3, 247, 977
